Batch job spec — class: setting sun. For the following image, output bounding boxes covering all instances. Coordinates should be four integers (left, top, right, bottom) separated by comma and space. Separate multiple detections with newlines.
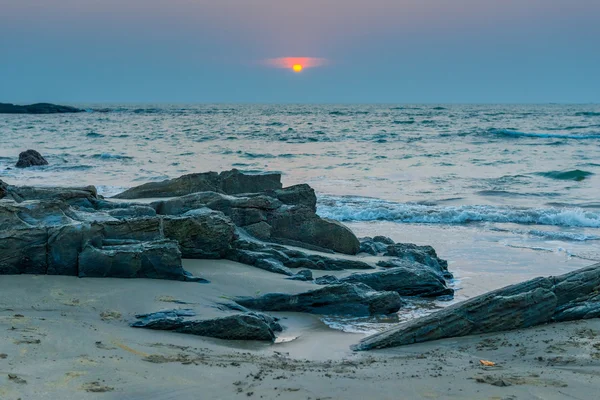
292, 64, 303, 73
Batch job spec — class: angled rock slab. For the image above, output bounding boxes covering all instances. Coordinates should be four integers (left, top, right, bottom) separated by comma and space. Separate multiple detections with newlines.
131, 309, 281, 341
354, 263, 600, 351
235, 283, 402, 316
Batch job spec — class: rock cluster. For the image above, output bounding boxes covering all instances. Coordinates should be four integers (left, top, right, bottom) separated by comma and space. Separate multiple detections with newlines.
354, 262, 600, 350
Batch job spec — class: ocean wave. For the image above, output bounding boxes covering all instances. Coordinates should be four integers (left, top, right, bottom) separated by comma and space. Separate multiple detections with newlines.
575, 111, 600, 117
488, 128, 600, 140
535, 169, 594, 181
92, 153, 134, 160
489, 227, 600, 242
317, 196, 600, 228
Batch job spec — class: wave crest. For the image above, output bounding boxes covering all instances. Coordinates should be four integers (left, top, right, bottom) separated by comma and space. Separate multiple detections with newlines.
317, 196, 600, 228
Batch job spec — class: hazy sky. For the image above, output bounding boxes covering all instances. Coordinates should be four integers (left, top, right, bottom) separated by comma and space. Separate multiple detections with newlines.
1, 0, 599, 103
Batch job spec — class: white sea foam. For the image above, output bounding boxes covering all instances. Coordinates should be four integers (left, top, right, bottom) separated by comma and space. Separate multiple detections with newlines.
317, 196, 600, 228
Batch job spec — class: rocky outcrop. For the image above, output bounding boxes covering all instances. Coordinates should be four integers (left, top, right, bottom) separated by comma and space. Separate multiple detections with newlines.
113, 169, 282, 199
354, 263, 600, 351
317, 266, 453, 297
131, 309, 282, 341
15, 150, 49, 168
0, 102, 84, 114
152, 187, 360, 255
0, 199, 226, 280
236, 283, 402, 316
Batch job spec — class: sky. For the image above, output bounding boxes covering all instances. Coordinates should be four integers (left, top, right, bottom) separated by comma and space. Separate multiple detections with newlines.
1, 0, 599, 103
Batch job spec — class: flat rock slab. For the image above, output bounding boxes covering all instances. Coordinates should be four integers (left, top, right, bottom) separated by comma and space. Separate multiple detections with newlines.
131, 309, 281, 341
235, 283, 402, 316
113, 169, 282, 199
354, 263, 600, 351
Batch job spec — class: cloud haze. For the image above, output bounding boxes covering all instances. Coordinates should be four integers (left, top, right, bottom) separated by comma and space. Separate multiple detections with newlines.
1, 0, 599, 103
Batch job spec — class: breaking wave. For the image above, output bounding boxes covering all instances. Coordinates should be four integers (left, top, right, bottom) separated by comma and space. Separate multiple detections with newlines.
317, 196, 600, 228
488, 128, 600, 140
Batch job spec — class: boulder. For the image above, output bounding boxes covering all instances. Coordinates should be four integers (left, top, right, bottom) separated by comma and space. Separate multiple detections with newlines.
354, 263, 600, 351
269, 206, 360, 255
162, 209, 236, 258
15, 150, 49, 168
131, 309, 281, 341
113, 169, 282, 199
0, 102, 84, 114
235, 283, 402, 316
333, 267, 453, 297
78, 240, 198, 281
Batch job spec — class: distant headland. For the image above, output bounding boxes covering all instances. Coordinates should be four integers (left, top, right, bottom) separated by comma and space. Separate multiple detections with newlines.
0, 102, 84, 114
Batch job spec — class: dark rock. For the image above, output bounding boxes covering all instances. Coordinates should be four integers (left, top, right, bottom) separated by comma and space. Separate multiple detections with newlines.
0, 180, 8, 200
243, 221, 272, 240
286, 269, 313, 281
6, 184, 97, 204
354, 263, 600, 351
47, 223, 93, 276
15, 150, 49, 168
78, 240, 198, 281
0, 228, 48, 275
228, 240, 374, 271
162, 209, 236, 258
94, 217, 161, 242
266, 184, 317, 211
315, 275, 339, 285
336, 266, 453, 297
373, 236, 395, 245
384, 243, 450, 275
0, 102, 84, 114
113, 169, 282, 199
254, 258, 295, 276
269, 206, 360, 255
219, 169, 282, 195
235, 283, 402, 316
131, 309, 281, 341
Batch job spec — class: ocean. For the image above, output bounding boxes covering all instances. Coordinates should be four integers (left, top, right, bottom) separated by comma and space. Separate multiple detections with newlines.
2, 103, 599, 331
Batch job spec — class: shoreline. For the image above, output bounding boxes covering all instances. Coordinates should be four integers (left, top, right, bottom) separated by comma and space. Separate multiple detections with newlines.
2, 258, 600, 399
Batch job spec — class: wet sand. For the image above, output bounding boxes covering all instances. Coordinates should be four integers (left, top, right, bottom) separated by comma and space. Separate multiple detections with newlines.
2, 259, 600, 399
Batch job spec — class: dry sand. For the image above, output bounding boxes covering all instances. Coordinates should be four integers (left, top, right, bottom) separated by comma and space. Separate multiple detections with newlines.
1, 259, 600, 399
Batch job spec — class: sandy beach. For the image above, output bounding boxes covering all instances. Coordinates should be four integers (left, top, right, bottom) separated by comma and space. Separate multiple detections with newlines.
2, 258, 600, 400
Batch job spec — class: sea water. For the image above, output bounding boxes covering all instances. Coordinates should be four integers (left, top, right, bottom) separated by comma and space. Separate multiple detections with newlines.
2, 104, 599, 333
